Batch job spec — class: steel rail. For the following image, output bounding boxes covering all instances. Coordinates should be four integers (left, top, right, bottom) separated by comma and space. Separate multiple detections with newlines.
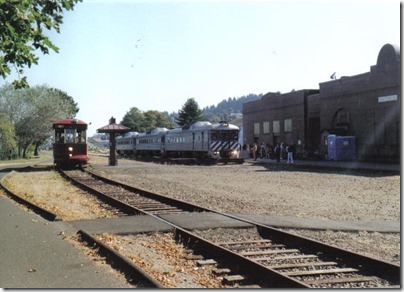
78, 230, 164, 288
83, 167, 215, 213
0, 170, 61, 221
218, 213, 401, 285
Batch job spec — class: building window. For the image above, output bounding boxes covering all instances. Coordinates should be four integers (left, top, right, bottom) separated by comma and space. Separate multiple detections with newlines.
263, 122, 270, 134
284, 119, 292, 133
254, 123, 260, 135
273, 120, 280, 134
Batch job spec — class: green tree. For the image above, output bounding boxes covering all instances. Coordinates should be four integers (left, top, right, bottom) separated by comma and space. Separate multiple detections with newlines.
0, 112, 16, 159
121, 107, 174, 132
121, 107, 145, 132
144, 110, 174, 130
175, 98, 204, 127
0, 84, 79, 158
0, 0, 82, 88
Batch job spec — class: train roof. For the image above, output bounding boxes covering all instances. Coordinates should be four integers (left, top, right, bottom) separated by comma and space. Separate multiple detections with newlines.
137, 127, 169, 137
167, 121, 239, 133
53, 118, 88, 129
117, 131, 139, 138
146, 127, 169, 135
189, 121, 212, 130
211, 122, 239, 131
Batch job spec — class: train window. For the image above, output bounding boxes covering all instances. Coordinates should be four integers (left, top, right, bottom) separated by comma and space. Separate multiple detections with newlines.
54, 129, 65, 143
76, 129, 86, 143
211, 130, 238, 140
65, 129, 75, 143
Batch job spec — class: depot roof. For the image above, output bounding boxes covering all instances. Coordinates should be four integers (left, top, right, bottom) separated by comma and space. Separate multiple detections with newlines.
97, 116, 130, 133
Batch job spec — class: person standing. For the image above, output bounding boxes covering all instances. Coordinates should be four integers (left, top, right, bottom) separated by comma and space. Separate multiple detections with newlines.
252, 143, 258, 161
260, 142, 266, 159
287, 143, 295, 164
275, 144, 281, 163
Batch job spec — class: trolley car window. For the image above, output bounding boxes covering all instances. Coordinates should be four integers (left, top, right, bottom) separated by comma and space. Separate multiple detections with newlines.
65, 129, 75, 143
76, 129, 86, 143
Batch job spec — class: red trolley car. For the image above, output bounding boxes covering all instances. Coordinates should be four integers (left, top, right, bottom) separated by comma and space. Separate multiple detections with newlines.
53, 118, 88, 167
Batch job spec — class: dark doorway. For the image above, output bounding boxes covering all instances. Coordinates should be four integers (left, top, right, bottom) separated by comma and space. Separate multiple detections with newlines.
308, 117, 320, 152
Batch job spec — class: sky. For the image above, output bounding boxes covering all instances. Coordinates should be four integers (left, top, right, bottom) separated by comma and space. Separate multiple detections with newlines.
0, 0, 401, 136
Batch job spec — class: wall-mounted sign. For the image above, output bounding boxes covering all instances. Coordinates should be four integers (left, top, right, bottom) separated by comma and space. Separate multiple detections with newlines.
378, 94, 398, 103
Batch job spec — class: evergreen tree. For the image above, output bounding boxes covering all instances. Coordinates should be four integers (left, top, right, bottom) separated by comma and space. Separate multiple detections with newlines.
175, 98, 204, 127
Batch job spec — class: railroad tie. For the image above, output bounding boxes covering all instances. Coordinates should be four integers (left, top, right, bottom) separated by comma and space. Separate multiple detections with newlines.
183, 254, 204, 260
222, 275, 246, 285
196, 259, 217, 266
212, 268, 231, 275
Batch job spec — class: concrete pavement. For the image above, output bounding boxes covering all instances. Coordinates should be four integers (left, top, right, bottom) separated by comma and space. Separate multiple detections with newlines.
0, 195, 133, 288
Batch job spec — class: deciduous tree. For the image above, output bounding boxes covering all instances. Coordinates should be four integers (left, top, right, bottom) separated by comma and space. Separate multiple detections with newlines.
0, 112, 16, 159
0, 84, 79, 158
0, 0, 82, 88
121, 107, 174, 132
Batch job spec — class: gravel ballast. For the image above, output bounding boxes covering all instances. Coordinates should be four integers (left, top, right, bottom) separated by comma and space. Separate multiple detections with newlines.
88, 156, 400, 265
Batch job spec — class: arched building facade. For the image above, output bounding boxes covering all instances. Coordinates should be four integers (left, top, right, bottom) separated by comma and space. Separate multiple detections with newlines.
242, 44, 400, 162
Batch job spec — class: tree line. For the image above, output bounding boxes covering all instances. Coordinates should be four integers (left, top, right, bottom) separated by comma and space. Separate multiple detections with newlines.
0, 84, 78, 159
0, 84, 261, 160
120, 94, 262, 133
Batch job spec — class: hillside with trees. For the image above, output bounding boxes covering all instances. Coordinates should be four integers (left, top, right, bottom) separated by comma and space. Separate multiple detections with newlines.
122, 93, 263, 133
202, 93, 262, 122
168, 93, 263, 125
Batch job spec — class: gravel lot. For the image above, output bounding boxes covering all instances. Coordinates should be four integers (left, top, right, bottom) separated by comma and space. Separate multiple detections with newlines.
89, 155, 400, 265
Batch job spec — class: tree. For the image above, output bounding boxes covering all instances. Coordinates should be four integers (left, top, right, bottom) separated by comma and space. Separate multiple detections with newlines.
0, 112, 16, 159
0, 84, 79, 158
121, 107, 145, 132
144, 110, 174, 130
175, 98, 204, 127
121, 107, 174, 132
0, 0, 82, 88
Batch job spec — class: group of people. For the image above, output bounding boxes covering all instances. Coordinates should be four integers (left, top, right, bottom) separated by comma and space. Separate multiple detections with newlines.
249, 142, 295, 164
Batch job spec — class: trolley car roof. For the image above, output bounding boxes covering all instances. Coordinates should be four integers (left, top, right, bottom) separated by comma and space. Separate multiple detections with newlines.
53, 118, 87, 125
53, 118, 88, 129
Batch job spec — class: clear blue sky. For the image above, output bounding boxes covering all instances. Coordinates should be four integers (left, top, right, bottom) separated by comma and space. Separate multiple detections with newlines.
1, 0, 400, 136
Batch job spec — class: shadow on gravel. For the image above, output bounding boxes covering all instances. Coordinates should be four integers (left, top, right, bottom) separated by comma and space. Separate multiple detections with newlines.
254, 162, 399, 178
0, 165, 54, 173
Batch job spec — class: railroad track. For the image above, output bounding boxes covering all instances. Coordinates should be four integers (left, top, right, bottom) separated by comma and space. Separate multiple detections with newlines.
55, 168, 401, 288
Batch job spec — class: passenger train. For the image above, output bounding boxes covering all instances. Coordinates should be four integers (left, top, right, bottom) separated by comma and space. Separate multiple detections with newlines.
116, 121, 242, 162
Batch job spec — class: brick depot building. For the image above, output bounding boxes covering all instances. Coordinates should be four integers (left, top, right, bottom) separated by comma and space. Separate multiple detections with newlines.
243, 43, 400, 162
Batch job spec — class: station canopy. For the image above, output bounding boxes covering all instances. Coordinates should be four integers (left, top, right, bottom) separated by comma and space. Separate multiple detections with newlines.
97, 117, 130, 134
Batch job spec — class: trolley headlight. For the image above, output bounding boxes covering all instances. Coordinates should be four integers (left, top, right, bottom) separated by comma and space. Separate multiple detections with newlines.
213, 151, 219, 155
69, 154, 73, 157
68, 147, 73, 152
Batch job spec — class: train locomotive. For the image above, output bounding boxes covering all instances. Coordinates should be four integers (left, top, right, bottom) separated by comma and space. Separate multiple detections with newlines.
52, 118, 88, 167
117, 121, 242, 162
